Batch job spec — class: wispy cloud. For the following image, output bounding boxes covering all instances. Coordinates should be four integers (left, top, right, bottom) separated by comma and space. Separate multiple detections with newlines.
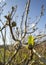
0, 0, 5, 3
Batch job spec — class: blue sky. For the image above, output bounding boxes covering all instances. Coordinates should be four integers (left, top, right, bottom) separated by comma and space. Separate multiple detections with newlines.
0, 0, 46, 29
0, 0, 46, 45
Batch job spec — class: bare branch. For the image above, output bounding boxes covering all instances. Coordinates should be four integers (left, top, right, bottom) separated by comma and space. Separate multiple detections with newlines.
0, 19, 4, 25
21, 0, 31, 40
35, 34, 46, 40
20, 11, 25, 38
2, 3, 6, 8
0, 5, 20, 42
40, 4, 45, 17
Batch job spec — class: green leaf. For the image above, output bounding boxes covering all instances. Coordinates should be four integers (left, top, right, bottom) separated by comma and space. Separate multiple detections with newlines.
28, 35, 34, 46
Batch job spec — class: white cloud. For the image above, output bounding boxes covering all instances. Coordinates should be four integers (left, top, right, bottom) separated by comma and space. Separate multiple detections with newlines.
0, 0, 5, 3
31, 23, 35, 28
